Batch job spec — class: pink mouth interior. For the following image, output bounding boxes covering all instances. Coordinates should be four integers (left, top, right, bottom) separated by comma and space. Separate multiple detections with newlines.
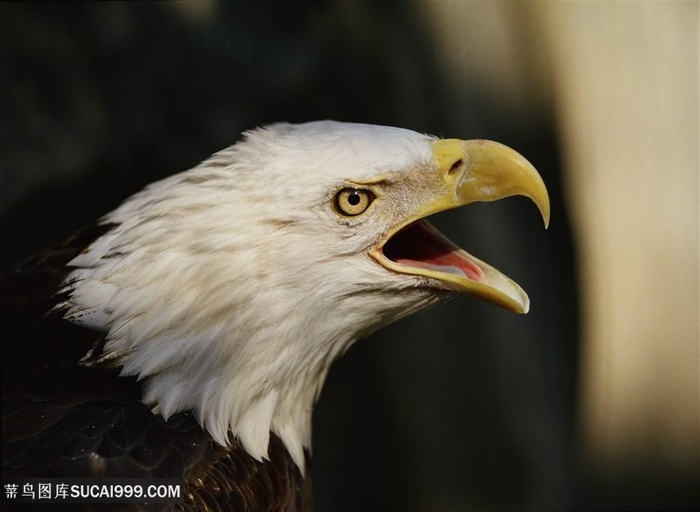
382, 220, 483, 281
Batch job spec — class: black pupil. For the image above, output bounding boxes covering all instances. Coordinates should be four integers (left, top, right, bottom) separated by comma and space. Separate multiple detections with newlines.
348, 191, 361, 206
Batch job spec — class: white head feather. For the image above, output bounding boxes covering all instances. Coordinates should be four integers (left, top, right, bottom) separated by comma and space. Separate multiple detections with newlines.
61, 121, 445, 471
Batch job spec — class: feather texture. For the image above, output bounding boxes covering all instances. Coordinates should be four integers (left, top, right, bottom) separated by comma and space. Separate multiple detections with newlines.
2, 223, 310, 511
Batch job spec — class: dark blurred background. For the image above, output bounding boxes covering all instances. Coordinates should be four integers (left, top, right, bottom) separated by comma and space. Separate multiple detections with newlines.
1, 2, 697, 511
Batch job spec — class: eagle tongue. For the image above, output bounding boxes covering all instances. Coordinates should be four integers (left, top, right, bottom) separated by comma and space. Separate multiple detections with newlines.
383, 220, 483, 281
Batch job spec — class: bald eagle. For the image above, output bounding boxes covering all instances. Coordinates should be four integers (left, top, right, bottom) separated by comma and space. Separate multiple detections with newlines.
1, 121, 549, 511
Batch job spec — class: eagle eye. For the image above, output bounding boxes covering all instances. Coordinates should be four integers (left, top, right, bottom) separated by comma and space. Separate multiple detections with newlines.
333, 188, 374, 216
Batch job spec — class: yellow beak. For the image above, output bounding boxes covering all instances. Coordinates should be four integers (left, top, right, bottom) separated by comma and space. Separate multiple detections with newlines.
369, 139, 550, 313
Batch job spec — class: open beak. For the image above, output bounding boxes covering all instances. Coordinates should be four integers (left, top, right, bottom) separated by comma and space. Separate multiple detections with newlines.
369, 139, 550, 314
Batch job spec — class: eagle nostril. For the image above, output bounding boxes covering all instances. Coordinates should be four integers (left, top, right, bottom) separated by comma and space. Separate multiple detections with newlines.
447, 159, 464, 176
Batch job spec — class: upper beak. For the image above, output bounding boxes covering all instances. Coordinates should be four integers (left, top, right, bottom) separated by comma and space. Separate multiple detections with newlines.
370, 139, 550, 313
429, 138, 549, 228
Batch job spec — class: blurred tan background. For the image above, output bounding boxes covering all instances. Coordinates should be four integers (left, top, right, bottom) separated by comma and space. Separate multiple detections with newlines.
542, 1, 698, 491
2, 1, 697, 510
418, 0, 699, 499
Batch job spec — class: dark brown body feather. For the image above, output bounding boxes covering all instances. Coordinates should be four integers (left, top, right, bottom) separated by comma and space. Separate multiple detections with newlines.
1, 225, 311, 511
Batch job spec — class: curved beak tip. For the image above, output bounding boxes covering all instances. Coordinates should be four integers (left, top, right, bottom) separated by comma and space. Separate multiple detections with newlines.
540, 203, 551, 230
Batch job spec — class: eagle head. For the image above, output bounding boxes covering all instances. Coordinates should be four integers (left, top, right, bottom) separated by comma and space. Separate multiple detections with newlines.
61, 121, 549, 471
